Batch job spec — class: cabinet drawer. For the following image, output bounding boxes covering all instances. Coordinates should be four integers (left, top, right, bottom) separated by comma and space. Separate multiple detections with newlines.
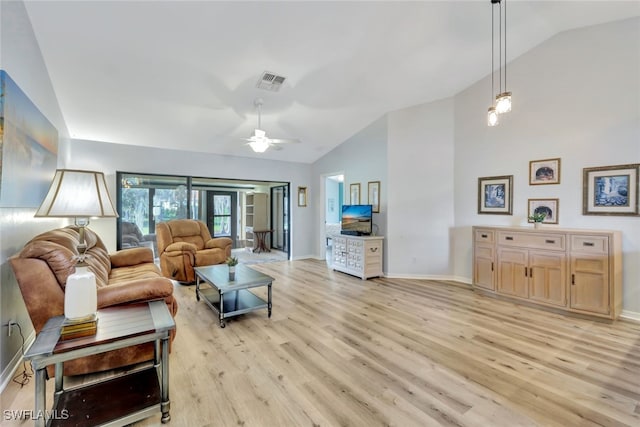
365, 241, 382, 255
498, 231, 565, 251
475, 229, 494, 243
570, 235, 608, 254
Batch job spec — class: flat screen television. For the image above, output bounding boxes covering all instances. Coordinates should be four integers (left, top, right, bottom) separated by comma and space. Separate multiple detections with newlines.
341, 204, 373, 236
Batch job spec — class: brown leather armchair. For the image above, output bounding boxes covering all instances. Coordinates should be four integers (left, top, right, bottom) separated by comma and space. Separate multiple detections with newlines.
156, 219, 232, 283
121, 221, 156, 251
9, 226, 178, 378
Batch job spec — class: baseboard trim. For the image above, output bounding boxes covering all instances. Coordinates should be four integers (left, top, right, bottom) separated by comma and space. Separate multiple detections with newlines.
620, 310, 640, 323
0, 330, 35, 394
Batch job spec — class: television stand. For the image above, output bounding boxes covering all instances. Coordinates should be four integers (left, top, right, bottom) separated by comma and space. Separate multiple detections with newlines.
331, 235, 384, 280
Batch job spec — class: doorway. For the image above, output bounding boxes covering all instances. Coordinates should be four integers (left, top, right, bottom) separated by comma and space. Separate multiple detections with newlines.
324, 174, 344, 262
117, 172, 291, 261
271, 185, 289, 252
207, 191, 237, 247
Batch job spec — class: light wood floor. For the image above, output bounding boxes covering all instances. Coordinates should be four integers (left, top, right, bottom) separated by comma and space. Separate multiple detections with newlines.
2, 259, 639, 426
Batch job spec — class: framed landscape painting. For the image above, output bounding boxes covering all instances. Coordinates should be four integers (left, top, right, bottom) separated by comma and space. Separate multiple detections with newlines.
528, 198, 559, 224
478, 175, 513, 215
0, 70, 58, 207
350, 183, 360, 204
529, 158, 560, 185
367, 181, 380, 213
583, 163, 639, 216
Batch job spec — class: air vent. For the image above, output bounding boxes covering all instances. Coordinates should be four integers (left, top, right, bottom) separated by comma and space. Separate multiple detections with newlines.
256, 71, 286, 92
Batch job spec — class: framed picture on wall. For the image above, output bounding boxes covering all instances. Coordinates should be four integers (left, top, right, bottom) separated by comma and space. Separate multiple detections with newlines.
297, 186, 307, 207
583, 163, 639, 216
350, 183, 361, 204
478, 175, 513, 215
367, 181, 380, 213
528, 198, 559, 224
529, 158, 561, 185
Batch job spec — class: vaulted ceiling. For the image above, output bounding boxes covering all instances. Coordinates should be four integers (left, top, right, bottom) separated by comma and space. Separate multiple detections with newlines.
24, 1, 639, 163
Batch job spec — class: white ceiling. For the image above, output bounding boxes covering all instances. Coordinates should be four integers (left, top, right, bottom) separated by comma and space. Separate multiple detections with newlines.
24, 1, 640, 163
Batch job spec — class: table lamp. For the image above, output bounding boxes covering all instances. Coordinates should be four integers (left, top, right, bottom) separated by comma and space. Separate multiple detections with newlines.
35, 169, 119, 321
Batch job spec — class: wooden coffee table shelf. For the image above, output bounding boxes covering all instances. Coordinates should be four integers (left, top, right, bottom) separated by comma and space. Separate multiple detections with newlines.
24, 301, 175, 427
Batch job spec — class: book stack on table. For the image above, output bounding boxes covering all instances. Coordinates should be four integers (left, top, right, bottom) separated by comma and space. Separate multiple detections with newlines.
60, 314, 98, 341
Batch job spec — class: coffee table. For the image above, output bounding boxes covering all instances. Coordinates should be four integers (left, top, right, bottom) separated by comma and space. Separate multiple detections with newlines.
24, 300, 175, 427
195, 264, 274, 328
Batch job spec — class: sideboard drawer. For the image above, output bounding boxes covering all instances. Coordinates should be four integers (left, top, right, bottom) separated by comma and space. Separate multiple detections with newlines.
475, 229, 495, 243
571, 235, 608, 254
497, 231, 565, 251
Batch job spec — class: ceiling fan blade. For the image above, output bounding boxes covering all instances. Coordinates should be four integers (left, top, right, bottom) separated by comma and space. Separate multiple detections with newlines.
268, 138, 301, 144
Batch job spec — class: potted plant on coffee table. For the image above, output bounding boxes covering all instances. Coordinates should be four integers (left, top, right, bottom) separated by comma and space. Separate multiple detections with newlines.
226, 256, 239, 281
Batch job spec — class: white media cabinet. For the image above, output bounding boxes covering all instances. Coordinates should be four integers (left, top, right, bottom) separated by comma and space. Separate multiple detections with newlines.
332, 234, 384, 280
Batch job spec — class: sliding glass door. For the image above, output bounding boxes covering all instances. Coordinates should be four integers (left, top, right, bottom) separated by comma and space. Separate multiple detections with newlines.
117, 172, 290, 259
207, 191, 237, 247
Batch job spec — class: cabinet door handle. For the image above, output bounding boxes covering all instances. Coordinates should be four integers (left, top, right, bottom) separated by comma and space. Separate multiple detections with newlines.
583, 242, 595, 247
505, 236, 514, 241
370, 247, 378, 252
529, 267, 533, 278
524, 268, 528, 277
545, 239, 555, 244
491, 262, 494, 271
571, 274, 575, 285
481, 234, 488, 238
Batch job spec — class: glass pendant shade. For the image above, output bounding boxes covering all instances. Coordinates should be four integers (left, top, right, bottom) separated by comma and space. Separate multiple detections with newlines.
496, 92, 512, 114
487, 106, 499, 127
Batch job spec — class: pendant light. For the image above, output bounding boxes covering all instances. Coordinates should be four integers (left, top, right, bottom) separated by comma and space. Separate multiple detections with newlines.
495, 0, 512, 114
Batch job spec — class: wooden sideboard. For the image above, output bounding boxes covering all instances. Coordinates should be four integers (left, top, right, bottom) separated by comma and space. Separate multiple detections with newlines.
332, 235, 384, 280
473, 226, 622, 320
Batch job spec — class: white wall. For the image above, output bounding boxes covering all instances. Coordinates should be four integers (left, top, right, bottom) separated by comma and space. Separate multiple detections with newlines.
453, 18, 640, 313
312, 116, 388, 267
63, 139, 315, 258
0, 0, 69, 390
387, 98, 455, 278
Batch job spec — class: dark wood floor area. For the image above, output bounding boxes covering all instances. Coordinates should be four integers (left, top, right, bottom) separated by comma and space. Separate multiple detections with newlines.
3, 259, 639, 426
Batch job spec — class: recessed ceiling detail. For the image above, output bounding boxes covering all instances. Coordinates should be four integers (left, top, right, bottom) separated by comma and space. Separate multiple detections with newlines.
256, 71, 286, 92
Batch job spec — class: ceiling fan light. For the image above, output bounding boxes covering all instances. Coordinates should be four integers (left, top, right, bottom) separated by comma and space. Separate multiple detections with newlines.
249, 139, 270, 153
487, 106, 499, 127
254, 128, 266, 138
495, 92, 512, 114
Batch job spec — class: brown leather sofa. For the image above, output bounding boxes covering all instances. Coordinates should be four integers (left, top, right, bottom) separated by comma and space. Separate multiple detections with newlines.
156, 219, 232, 283
9, 226, 178, 377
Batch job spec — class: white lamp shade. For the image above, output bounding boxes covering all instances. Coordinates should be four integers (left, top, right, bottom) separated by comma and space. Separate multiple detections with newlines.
35, 169, 118, 218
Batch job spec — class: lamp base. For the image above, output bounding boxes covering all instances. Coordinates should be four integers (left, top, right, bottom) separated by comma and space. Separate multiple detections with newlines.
65, 265, 98, 320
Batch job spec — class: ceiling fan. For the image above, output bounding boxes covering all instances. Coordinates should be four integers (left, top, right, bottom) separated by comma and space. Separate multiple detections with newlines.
244, 98, 300, 153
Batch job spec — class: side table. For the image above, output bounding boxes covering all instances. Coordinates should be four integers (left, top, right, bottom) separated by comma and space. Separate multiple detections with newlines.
252, 229, 273, 253
24, 300, 175, 427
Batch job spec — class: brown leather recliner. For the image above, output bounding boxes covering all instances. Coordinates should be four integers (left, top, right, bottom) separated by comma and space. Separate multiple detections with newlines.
156, 219, 232, 283
9, 226, 178, 378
